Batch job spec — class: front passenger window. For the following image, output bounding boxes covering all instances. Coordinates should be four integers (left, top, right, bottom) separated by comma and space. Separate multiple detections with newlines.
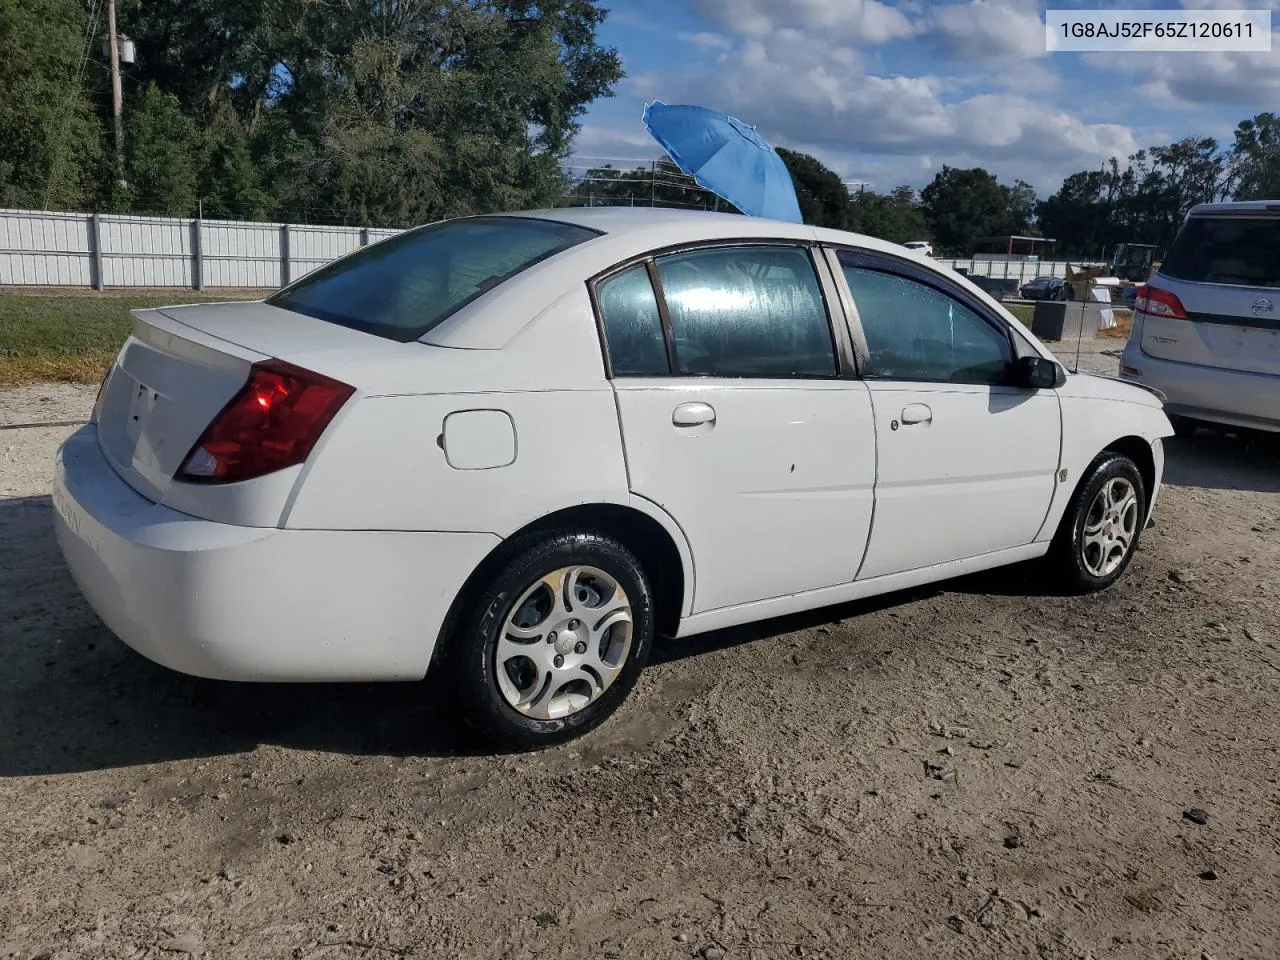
841, 264, 1012, 384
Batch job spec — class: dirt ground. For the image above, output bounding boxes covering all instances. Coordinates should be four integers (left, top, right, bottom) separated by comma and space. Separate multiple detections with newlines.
2, 340, 1279, 960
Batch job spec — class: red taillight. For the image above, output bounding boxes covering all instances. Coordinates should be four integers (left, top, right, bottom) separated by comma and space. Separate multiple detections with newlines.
176, 360, 354, 484
1133, 285, 1187, 320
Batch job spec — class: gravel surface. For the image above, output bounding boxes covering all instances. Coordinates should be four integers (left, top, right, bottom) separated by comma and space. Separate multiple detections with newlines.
2, 341, 1279, 959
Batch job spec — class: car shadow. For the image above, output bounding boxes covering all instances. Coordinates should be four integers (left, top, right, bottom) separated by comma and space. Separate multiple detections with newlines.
0, 494, 948, 776
1161, 428, 1280, 494
650, 584, 939, 666
0, 495, 482, 775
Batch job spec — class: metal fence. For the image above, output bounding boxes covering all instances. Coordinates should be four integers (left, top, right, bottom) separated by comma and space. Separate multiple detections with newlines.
1, 206, 1103, 290
0, 208, 404, 289
935, 258, 1105, 282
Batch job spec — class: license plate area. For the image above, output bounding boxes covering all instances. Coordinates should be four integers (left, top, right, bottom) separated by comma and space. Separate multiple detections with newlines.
125, 378, 160, 448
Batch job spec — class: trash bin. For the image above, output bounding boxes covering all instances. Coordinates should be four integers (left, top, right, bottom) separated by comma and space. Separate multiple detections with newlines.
1031, 300, 1100, 341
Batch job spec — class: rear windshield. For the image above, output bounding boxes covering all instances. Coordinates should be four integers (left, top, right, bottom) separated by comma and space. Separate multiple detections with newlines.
1162, 215, 1280, 289
268, 216, 600, 341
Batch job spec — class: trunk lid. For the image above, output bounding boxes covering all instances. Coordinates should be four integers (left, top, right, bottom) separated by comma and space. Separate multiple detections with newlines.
95, 301, 403, 525
96, 307, 266, 502
1141, 211, 1280, 375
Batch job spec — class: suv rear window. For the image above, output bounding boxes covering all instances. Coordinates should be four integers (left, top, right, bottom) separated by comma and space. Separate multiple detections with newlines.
268, 216, 600, 341
1162, 215, 1280, 289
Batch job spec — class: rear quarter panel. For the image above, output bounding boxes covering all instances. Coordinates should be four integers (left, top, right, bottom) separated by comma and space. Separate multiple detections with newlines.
283, 388, 630, 534
282, 286, 635, 536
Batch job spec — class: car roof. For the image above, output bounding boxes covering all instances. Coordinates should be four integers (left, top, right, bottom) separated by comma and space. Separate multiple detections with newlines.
508, 205, 815, 238
1187, 200, 1280, 217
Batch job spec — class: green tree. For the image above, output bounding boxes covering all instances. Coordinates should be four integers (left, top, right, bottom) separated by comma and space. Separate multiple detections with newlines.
1036, 169, 1108, 258
776, 148, 853, 229
123, 0, 623, 225
1231, 112, 1280, 201
0, 0, 106, 209
198, 104, 270, 221
122, 84, 200, 215
849, 185, 928, 243
919, 166, 1016, 254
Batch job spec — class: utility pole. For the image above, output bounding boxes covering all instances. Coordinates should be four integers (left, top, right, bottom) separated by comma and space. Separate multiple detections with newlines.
107, 0, 125, 183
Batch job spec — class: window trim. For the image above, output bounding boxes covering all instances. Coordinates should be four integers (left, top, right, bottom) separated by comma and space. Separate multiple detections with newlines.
828, 246, 1022, 387
587, 238, 855, 381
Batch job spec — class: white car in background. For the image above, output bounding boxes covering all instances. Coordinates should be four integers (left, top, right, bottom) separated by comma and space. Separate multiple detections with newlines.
1122, 200, 1280, 435
902, 240, 933, 257
53, 208, 1172, 748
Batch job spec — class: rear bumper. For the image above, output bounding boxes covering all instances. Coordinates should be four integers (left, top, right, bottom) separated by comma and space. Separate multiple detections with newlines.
53, 426, 499, 681
1120, 343, 1280, 433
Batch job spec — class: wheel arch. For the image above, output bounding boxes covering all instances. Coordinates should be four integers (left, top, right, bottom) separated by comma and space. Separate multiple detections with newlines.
1040, 430, 1160, 541
1102, 434, 1156, 505
429, 498, 693, 675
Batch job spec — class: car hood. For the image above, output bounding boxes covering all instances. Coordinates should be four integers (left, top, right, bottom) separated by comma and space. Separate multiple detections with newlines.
1058, 371, 1166, 408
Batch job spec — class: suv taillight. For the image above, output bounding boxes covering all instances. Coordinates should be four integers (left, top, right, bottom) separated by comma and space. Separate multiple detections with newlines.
176, 360, 354, 484
1133, 285, 1187, 320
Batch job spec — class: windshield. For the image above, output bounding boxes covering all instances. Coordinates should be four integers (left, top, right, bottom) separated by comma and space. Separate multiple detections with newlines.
1162, 216, 1280, 289
268, 216, 601, 341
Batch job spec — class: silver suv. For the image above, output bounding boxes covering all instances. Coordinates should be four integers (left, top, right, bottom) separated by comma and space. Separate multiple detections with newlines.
1120, 201, 1280, 435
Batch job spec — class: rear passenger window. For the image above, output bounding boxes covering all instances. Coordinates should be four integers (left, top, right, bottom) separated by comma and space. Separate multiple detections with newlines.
654, 246, 837, 377
841, 264, 1011, 384
597, 266, 669, 376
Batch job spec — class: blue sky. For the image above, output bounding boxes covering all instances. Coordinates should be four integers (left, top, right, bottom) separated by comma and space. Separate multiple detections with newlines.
574, 0, 1280, 195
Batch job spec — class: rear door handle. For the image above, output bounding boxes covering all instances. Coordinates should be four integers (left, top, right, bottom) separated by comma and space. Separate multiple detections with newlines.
672, 402, 716, 429
900, 403, 932, 425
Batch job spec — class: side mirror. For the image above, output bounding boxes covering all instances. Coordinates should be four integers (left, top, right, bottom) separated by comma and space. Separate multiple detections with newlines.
1014, 355, 1066, 389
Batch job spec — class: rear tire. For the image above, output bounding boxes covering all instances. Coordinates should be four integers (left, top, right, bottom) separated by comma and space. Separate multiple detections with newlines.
1047, 452, 1147, 594
447, 529, 655, 749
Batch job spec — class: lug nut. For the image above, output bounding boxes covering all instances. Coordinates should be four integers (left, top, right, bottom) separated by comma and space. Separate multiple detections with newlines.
553, 655, 564, 668
574, 641, 587, 654
568, 619, 580, 630
547, 631, 557, 644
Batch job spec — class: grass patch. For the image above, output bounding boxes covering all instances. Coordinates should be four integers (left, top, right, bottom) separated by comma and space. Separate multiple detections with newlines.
1006, 304, 1033, 326
0, 291, 259, 385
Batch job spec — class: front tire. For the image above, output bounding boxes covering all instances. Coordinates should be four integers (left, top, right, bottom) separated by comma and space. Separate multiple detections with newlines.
1048, 452, 1147, 593
448, 530, 655, 749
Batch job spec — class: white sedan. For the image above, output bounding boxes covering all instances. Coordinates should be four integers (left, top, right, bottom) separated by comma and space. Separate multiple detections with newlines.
53, 208, 1173, 747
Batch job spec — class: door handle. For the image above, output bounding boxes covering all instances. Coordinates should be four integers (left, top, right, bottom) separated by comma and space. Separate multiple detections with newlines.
900, 403, 932, 425
672, 402, 716, 429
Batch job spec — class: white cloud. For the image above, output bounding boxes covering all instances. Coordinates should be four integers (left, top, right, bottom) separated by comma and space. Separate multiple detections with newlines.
676, 31, 732, 51
641, 26, 1139, 192
686, 0, 916, 44
925, 0, 1047, 60
1101, 43, 1280, 107
568, 125, 658, 167
1180, 0, 1280, 9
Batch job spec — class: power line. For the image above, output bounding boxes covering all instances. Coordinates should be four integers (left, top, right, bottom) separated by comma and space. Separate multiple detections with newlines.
43, 0, 107, 210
